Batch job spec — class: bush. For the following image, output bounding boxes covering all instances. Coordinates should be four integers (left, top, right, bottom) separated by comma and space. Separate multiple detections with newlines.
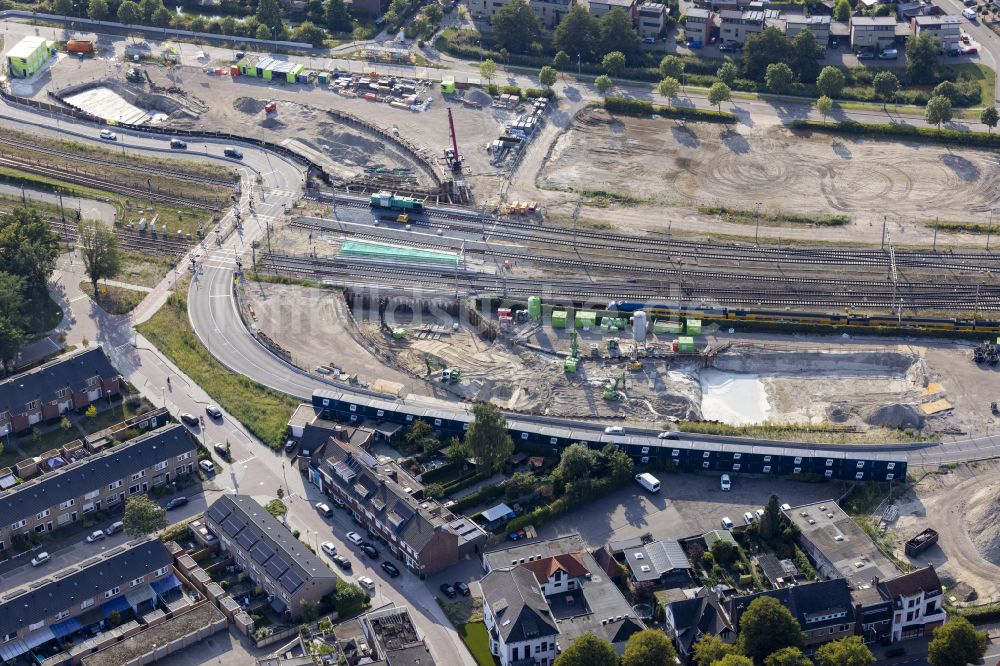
602, 97, 736, 123
500, 85, 523, 99
524, 87, 556, 99
790, 119, 1000, 149
452, 483, 505, 512
960, 604, 1000, 625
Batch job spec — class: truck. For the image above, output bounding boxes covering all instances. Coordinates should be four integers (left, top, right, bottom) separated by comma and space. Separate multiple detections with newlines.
370, 190, 425, 213
635, 472, 661, 493
904, 528, 939, 557
67, 39, 94, 54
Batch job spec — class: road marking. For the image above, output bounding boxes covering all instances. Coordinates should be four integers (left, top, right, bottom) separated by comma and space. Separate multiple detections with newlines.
235, 455, 255, 465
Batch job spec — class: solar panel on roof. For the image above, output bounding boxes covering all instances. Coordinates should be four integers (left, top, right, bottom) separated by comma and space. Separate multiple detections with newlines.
207, 503, 232, 524
280, 570, 304, 593
237, 529, 260, 551
222, 516, 246, 537
251, 542, 274, 564
265, 556, 290, 579
355, 450, 378, 468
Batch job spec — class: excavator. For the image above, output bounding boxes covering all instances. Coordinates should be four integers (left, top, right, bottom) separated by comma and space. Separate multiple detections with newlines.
425, 355, 461, 382
602, 372, 625, 400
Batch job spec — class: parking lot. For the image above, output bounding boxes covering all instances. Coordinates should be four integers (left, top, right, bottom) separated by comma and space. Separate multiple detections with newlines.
538, 473, 843, 549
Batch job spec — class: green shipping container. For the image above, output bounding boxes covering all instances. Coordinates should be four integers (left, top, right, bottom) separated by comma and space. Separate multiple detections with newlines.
552, 310, 567, 328
678, 336, 695, 353
576, 311, 597, 329
686, 319, 702, 335
564, 357, 578, 372
528, 296, 541, 319
656, 321, 683, 335
601, 317, 626, 329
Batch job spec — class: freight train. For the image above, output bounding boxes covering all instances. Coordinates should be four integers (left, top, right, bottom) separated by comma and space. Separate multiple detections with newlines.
608, 301, 1000, 332
370, 191, 425, 213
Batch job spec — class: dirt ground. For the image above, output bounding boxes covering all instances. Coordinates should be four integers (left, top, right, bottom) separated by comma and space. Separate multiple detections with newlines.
534, 108, 1000, 244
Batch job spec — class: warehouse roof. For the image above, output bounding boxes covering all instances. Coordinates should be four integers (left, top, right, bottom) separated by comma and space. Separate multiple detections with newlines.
6, 36, 50, 60
0, 348, 119, 417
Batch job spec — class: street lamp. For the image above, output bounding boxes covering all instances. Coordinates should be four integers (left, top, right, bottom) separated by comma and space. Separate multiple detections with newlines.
577, 53, 581, 76
754, 202, 763, 245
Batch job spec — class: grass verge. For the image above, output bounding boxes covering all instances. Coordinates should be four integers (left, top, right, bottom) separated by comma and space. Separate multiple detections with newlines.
79, 281, 146, 315
679, 420, 924, 444
137, 290, 299, 448
456, 623, 498, 666
925, 220, 991, 234
698, 205, 849, 227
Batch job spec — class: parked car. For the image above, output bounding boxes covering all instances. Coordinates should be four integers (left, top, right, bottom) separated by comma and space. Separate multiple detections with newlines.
346, 531, 364, 546
180, 413, 199, 427
604, 426, 624, 435
744, 511, 755, 525
455, 581, 471, 597
105, 521, 124, 535
284, 440, 297, 454
721, 516, 734, 530
315, 502, 333, 517
830, 37, 839, 49
224, 147, 243, 159
964, 0, 976, 6
658, 431, 680, 439
720, 474, 731, 491
948, 44, 963, 56
857, 50, 875, 60
643, 37, 655, 44
169, 139, 187, 149
205, 404, 222, 419
198, 459, 215, 474
878, 48, 898, 59
31, 552, 50, 567
719, 42, 736, 52
755, 508, 765, 520
332, 554, 352, 570
961, 32, 972, 43
358, 576, 376, 592
165, 496, 188, 510
963, 7, 977, 19
780, 503, 791, 511
235, 51, 246, 60
330, 496, 345, 509
86, 530, 105, 543
440, 583, 457, 599
99, 129, 116, 141
321, 541, 338, 557
962, 45, 979, 55
381, 561, 401, 577
213, 442, 229, 460
360, 543, 379, 559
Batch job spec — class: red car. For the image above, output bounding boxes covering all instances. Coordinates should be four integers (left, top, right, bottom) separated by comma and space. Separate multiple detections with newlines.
962, 45, 979, 55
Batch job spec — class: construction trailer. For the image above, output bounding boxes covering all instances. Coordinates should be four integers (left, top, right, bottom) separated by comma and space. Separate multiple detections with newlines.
5, 36, 56, 78
551, 310, 568, 329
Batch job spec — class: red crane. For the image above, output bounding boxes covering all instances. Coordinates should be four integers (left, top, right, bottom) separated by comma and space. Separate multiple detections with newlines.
446, 108, 463, 171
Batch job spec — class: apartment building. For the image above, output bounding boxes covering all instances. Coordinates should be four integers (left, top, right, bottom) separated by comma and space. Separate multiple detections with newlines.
0, 348, 122, 437
784, 15, 830, 43
911, 15, 961, 50
719, 9, 773, 44
0, 424, 196, 552
587, 0, 637, 21
849, 16, 897, 50
315, 432, 486, 575
467, 0, 574, 29
359, 606, 435, 665
685, 8, 716, 44
205, 495, 339, 618
637, 2, 667, 38
0, 537, 177, 662
877, 566, 946, 641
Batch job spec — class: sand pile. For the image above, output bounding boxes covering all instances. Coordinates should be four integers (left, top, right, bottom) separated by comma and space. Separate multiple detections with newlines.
233, 97, 265, 114
965, 484, 1000, 564
466, 89, 492, 107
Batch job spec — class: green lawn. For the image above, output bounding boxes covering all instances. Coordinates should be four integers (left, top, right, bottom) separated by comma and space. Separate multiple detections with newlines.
456, 623, 499, 666
137, 291, 299, 448
79, 281, 146, 315
948, 62, 996, 111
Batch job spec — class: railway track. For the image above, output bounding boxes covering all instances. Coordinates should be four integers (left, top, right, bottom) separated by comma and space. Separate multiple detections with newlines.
258, 252, 1000, 311
50, 218, 189, 257
0, 133, 235, 187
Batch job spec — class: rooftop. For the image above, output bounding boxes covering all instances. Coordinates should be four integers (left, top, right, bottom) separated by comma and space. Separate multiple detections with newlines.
589, 0, 636, 7
784, 500, 899, 601
730, 578, 854, 632
621, 539, 691, 582
913, 14, 962, 24
879, 565, 942, 599
0, 348, 119, 417
361, 606, 435, 665
850, 15, 897, 25
786, 14, 831, 24
484, 534, 587, 572
6, 35, 49, 60
287, 404, 318, 430
686, 7, 711, 18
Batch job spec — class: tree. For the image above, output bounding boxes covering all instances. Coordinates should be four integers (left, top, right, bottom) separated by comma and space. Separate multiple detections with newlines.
711, 539, 738, 564
553, 50, 571, 72
833, 0, 851, 20
659, 54, 684, 79
658, 76, 680, 101
188, 15, 207, 32
816, 66, 846, 98
906, 31, 942, 84
52, 0, 74, 16
790, 29, 821, 83
299, 599, 319, 623
491, 0, 543, 54
691, 636, 737, 666
504, 471, 537, 501
599, 8, 641, 61
872, 71, 899, 110
928, 617, 987, 666
554, 633, 616, 666
256, 24, 272, 40
595, 74, 613, 95
88, 0, 108, 21
758, 494, 781, 540
717, 656, 754, 666
814, 636, 875, 666
602, 50, 626, 76
123, 495, 167, 537
925, 94, 953, 128
621, 629, 677, 666
0, 271, 26, 372
293, 21, 327, 48
816, 95, 833, 122
708, 81, 731, 111
717, 61, 738, 86
765, 62, 794, 93
116, 0, 141, 25
737, 596, 804, 662
981, 106, 999, 133
742, 26, 792, 81
466, 402, 513, 474
255, 0, 283, 33
480, 58, 498, 84
932, 80, 960, 103
554, 6, 601, 63
78, 220, 122, 303
538, 65, 557, 88
554, 443, 598, 485
151, 6, 172, 27
764, 647, 812, 666
139, 0, 160, 21
0, 318, 25, 375
325, 0, 351, 32
333, 580, 368, 615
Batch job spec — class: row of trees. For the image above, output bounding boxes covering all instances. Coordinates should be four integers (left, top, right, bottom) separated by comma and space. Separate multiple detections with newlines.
554, 629, 677, 665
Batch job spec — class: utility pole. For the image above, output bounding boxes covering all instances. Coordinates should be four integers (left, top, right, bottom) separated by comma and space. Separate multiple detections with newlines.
754, 202, 762, 246
933, 217, 938, 252
880, 214, 887, 250
988, 209, 994, 252
58, 192, 65, 222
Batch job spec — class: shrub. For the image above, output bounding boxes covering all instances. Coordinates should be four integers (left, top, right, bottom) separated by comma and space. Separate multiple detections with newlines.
524, 87, 556, 99
602, 97, 736, 123
790, 119, 1000, 148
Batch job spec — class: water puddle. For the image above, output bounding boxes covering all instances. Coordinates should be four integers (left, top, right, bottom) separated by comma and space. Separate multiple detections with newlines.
699, 369, 771, 425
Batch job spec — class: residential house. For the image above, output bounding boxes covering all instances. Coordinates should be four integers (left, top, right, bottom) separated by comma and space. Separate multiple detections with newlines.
719, 9, 774, 45
613, 537, 693, 590
877, 566, 946, 641
481, 534, 645, 666
897, 2, 924, 20
0, 348, 122, 437
0, 537, 179, 662
204, 495, 339, 619
637, 2, 667, 38
360, 606, 436, 664
347, 0, 386, 16
729, 579, 856, 653
784, 15, 831, 44
755, 553, 803, 589
587, 0, 637, 21
685, 8, 716, 45
314, 434, 486, 575
468, 0, 574, 28
664, 587, 735, 663
911, 15, 962, 50
849, 16, 897, 50
0, 424, 196, 553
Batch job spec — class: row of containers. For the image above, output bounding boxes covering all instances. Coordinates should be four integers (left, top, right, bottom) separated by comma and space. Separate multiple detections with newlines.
235, 56, 330, 84
518, 296, 702, 334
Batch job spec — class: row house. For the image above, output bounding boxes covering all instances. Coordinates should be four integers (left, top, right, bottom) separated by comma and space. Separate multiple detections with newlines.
876, 566, 946, 641
911, 15, 962, 50
0, 424, 196, 552
637, 2, 668, 38
467, 0, 574, 29
719, 9, 777, 45
784, 15, 830, 44
664, 587, 735, 663
316, 433, 486, 575
0, 537, 179, 662
0, 348, 122, 437
205, 495, 339, 619
685, 8, 715, 44
587, 0, 637, 21
849, 16, 897, 50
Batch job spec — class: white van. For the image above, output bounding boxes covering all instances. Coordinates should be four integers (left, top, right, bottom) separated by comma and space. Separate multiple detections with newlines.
635, 472, 661, 493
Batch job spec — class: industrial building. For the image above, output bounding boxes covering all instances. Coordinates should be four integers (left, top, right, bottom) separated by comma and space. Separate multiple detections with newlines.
5, 35, 56, 78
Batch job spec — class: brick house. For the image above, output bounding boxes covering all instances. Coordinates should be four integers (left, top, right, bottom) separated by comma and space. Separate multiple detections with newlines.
0, 424, 196, 553
0, 348, 122, 437
877, 566, 946, 641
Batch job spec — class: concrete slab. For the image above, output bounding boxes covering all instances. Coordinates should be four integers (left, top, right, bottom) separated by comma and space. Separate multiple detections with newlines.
63, 87, 151, 125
